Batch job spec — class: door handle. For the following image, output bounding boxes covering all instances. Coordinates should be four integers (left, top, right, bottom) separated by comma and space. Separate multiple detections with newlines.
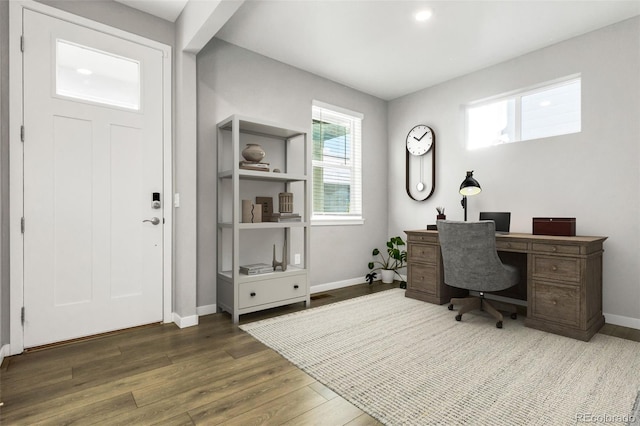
143, 217, 160, 225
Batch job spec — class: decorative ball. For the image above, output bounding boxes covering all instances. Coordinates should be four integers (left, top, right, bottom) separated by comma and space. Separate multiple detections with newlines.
241, 144, 266, 162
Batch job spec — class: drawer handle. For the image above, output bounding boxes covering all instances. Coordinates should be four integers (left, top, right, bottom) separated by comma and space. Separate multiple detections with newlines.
294, 284, 299, 289
551, 265, 558, 271
250, 292, 256, 297
552, 300, 557, 305
551, 246, 557, 252
506, 243, 512, 248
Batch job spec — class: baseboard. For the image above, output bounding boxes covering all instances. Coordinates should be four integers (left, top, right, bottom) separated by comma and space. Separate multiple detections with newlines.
172, 312, 199, 328
604, 312, 640, 330
0, 344, 10, 366
310, 274, 407, 294
197, 304, 218, 316
311, 277, 366, 294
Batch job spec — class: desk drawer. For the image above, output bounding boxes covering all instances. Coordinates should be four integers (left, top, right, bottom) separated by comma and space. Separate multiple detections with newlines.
407, 233, 438, 244
532, 243, 581, 255
532, 255, 581, 283
496, 240, 528, 252
530, 280, 580, 327
408, 243, 438, 264
408, 263, 437, 295
239, 275, 305, 309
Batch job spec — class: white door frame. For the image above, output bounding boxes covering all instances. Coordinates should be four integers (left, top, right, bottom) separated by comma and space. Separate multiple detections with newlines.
9, 0, 173, 355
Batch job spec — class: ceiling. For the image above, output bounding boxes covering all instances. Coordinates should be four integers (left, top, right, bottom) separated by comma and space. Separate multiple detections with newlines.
115, 0, 188, 22
119, 0, 640, 101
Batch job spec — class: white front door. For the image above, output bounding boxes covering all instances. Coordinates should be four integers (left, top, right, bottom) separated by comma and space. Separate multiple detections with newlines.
22, 9, 165, 348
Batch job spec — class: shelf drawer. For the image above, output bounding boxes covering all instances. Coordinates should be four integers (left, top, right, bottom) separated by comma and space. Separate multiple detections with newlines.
532, 255, 581, 283
408, 263, 437, 295
239, 275, 305, 309
408, 243, 438, 264
530, 280, 580, 327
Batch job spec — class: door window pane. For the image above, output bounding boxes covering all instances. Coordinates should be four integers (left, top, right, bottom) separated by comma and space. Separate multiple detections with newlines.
56, 40, 140, 110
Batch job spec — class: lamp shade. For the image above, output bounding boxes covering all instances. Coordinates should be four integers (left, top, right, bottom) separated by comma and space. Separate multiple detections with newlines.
459, 171, 481, 196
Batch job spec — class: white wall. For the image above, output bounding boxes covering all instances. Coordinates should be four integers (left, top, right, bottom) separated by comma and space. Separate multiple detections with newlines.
196, 38, 389, 308
388, 17, 640, 326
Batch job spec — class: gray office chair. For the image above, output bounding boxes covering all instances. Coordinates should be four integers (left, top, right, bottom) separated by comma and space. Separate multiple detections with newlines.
437, 220, 519, 328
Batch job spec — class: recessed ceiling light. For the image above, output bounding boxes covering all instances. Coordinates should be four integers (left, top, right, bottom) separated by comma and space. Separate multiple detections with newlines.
415, 9, 433, 22
76, 68, 93, 75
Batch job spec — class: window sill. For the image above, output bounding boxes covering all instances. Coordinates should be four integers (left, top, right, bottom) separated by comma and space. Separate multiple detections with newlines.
311, 217, 365, 226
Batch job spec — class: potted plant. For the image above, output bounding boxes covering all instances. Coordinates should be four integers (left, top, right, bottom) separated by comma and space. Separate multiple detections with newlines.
367, 236, 407, 287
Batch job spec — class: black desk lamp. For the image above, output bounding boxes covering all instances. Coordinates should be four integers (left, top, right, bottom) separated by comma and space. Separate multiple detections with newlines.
460, 171, 481, 221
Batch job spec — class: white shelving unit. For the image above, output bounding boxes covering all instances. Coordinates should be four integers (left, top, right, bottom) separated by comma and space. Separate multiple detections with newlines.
216, 115, 311, 323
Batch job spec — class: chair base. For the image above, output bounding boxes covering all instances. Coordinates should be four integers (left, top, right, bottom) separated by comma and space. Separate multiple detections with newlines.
448, 295, 517, 329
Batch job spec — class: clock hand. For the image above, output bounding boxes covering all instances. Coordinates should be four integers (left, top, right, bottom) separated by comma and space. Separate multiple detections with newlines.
416, 130, 429, 141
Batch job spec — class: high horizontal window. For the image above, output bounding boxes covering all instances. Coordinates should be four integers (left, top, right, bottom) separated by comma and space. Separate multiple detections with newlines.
466, 76, 581, 150
312, 101, 363, 225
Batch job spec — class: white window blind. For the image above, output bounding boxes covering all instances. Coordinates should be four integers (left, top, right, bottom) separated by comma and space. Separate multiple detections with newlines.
466, 76, 581, 150
312, 101, 363, 224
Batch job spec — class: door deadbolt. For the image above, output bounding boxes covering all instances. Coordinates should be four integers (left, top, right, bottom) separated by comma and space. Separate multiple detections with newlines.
143, 217, 160, 225
152, 192, 161, 209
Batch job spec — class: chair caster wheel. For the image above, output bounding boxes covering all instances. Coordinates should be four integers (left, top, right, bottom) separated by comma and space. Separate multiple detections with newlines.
496, 321, 503, 329
448, 304, 454, 311
510, 313, 518, 320
455, 314, 462, 321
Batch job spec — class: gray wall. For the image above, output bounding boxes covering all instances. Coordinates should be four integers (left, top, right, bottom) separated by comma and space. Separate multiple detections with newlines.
36, 0, 174, 46
388, 17, 640, 325
196, 38, 389, 308
1, 0, 9, 347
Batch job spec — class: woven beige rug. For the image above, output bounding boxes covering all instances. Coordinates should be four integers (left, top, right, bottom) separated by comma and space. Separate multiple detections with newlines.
241, 289, 640, 425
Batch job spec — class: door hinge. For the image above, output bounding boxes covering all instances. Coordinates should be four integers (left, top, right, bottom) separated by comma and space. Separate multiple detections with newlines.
20, 35, 24, 52
21, 217, 25, 233
21, 125, 24, 142
21, 307, 25, 325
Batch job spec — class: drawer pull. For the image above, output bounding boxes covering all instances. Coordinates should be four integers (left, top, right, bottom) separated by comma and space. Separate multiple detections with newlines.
250, 292, 256, 297
551, 246, 557, 252
294, 284, 299, 289
506, 243, 512, 248
552, 300, 557, 305
551, 265, 558, 271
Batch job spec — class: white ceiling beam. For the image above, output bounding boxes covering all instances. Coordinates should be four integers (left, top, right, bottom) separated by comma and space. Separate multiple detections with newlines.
177, 0, 245, 54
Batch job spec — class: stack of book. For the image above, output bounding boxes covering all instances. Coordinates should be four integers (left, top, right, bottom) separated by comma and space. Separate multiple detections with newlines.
239, 263, 274, 275
239, 161, 269, 172
269, 212, 302, 222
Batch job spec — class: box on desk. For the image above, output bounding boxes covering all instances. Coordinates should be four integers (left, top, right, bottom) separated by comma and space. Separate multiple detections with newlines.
532, 217, 576, 236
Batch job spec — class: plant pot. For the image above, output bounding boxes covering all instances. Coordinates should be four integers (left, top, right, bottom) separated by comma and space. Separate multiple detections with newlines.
380, 269, 395, 284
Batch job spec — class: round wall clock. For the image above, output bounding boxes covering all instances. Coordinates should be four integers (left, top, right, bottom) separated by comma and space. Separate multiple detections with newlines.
405, 124, 436, 201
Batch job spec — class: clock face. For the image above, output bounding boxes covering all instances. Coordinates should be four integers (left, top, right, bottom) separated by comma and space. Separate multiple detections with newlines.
406, 125, 434, 156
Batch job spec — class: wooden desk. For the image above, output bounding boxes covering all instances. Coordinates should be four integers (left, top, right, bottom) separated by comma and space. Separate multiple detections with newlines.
404, 230, 607, 341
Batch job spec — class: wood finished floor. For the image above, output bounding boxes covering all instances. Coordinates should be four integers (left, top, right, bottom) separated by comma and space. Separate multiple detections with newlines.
1, 282, 639, 425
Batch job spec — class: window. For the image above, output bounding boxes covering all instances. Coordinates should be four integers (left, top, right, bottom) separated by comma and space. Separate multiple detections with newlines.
312, 101, 363, 225
56, 39, 141, 110
466, 76, 581, 149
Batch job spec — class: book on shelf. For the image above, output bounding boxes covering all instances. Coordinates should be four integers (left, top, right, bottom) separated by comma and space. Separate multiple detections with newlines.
271, 217, 302, 222
239, 263, 274, 275
239, 161, 270, 172
268, 212, 302, 222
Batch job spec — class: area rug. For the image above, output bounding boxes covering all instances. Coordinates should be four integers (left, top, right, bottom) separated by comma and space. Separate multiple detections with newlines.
240, 289, 640, 425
